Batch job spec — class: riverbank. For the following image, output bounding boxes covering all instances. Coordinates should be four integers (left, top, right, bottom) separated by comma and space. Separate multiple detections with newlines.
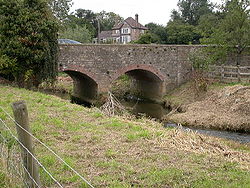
163, 82, 250, 132
0, 85, 250, 187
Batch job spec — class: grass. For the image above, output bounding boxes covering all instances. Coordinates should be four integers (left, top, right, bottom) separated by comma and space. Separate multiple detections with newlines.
0, 85, 250, 187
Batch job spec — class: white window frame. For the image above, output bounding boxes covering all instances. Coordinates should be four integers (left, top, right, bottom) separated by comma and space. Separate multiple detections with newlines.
121, 35, 131, 44
121, 28, 130, 34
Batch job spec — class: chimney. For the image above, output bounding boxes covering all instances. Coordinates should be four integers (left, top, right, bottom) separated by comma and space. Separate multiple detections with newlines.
135, 14, 138, 22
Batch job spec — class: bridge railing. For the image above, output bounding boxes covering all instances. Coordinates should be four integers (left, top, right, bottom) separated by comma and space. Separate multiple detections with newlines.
208, 65, 250, 83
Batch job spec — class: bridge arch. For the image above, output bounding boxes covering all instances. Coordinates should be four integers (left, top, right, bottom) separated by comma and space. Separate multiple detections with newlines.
112, 64, 166, 99
112, 64, 166, 82
61, 65, 98, 104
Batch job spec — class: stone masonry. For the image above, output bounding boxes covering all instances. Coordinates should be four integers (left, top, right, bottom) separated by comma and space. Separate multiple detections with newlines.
58, 44, 249, 103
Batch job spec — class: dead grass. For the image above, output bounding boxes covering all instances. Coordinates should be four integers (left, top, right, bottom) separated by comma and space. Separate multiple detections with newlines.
0, 85, 250, 187
167, 84, 250, 132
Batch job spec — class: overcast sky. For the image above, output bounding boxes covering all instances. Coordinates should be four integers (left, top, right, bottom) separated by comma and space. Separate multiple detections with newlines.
71, 0, 223, 26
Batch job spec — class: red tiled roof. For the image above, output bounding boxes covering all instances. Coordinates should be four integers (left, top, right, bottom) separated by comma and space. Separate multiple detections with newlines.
112, 17, 148, 30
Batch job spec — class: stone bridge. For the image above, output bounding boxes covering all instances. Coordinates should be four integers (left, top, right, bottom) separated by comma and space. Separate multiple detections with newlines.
58, 44, 199, 103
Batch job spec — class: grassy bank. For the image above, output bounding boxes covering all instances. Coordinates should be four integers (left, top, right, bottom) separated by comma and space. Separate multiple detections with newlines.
0, 85, 250, 187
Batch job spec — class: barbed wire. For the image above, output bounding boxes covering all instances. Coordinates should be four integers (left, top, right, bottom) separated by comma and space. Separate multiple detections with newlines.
0, 105, 95, 188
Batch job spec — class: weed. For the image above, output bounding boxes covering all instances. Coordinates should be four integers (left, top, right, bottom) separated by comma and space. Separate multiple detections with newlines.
91, 111, 103, 118
105, 149, 118, 159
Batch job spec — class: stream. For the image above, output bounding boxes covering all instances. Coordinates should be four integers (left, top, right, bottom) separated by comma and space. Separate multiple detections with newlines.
40, 90, 250, 144
164, 123, 250, 144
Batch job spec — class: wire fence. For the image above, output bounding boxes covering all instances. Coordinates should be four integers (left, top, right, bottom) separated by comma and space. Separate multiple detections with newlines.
0, 104, 94, 188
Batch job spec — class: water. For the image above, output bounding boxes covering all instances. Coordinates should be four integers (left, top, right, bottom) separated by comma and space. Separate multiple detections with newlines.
165, 123, 250, 144
123, 101, 167, 119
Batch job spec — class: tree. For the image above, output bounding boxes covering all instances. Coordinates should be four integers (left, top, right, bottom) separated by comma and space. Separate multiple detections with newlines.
166, 21, 200, 44
97, 11, 123, 31
73, 9, 98, 37
66, 14, 96, 37
170, 9, 183, 22
177, 0, 214, 25
197, 13, 221, 38
167, 0, 214, 44
202, 0, 250, 66
59, 25, 92, 43
132, 33, 159, 44
48, 0, 72, 22
145, 23, 168, 44
0, 0, 59, 87
68, 9, 123, 38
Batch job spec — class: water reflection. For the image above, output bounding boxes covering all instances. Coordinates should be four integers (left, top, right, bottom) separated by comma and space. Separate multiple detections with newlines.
133, 102, 164, 119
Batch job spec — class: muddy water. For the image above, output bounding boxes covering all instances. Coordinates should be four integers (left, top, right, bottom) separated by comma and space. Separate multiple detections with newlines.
39, 90, 250, 144
123, 101, 168, 119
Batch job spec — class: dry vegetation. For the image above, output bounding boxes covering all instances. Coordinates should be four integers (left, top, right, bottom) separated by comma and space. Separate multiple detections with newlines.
0, 84, 250, 187
165, 83, 250, 132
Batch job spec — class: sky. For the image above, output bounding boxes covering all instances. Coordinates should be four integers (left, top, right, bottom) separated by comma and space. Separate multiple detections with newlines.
71, 0, 223, 26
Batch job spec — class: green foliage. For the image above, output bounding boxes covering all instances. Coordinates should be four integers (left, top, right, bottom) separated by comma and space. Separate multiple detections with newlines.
59, 25, 92, 43
166, 0, 216, 44
166, 21, 201, 44
132, 32, 159, 44
202, 0, 250, 65
170, 9, 183, 22
145, 23, 168, 44
48, 0, 72, 22
0, 54, 17, 75
0, 0, 59, 87
177, 0, 214, 25
189, 48, 217, 70
73, 9, 97, 37
97, 11, 123, 31
197, 13, 221, 38
68, 9, 123, 38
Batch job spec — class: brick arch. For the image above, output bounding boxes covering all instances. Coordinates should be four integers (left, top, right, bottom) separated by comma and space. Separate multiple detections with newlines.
111, 64, 166, 82
60, 64, 99, 85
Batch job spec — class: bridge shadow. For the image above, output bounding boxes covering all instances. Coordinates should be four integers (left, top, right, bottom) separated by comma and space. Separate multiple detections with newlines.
125, 69, 164, 100
110, 69, 166, 119
63, 70, 98, 105
111, 67, 165, 100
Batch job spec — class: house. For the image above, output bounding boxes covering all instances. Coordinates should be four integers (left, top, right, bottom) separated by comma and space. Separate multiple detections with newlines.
98, 30, 113, 43
97, 14, 148, 44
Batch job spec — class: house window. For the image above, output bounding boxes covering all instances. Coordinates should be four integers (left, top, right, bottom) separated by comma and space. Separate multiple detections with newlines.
141, 30, 145, 34
122, 28, 130, 34
115, 30, 119, 34
121, 36, 131, 44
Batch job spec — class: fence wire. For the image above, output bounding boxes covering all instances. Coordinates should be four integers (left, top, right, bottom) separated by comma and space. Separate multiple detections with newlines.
0, 105, 94, 188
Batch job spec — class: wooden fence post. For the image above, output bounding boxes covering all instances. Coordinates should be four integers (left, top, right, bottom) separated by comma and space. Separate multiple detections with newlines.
237, 65, 241, 82
221, 65, 224, 82
12, 101, 41, 188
